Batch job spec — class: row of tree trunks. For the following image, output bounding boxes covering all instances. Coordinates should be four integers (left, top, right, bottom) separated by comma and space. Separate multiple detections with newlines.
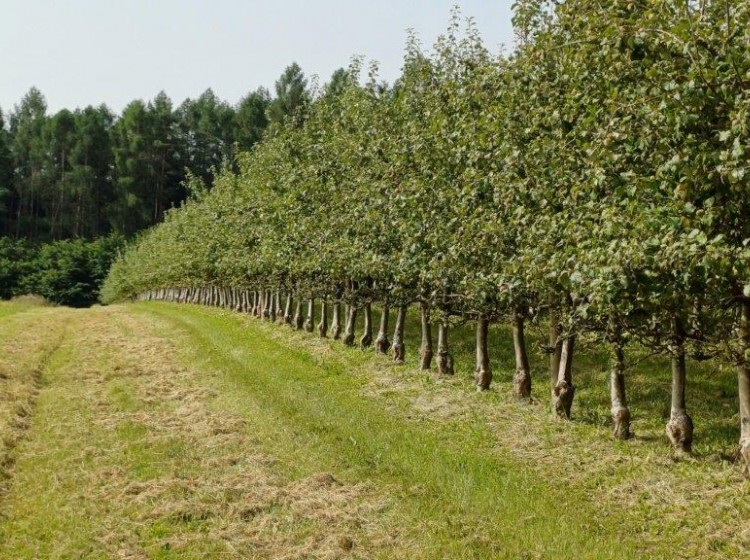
141, 287, 743, 469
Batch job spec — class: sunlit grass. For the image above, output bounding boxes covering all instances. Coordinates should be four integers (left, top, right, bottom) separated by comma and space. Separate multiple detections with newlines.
0, 300, 746, 559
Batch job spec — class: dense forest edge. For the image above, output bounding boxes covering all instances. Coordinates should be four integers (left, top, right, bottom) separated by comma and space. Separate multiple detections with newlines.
0, 62, 315, 303
101, 0, 750, 480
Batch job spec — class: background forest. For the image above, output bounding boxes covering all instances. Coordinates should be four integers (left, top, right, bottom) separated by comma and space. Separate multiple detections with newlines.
0, 62, 312, 305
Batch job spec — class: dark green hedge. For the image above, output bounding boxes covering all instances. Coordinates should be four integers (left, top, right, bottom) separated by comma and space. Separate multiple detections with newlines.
0, 235, 124, 307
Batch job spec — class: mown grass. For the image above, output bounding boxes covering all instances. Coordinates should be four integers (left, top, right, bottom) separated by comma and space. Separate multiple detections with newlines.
0, 300, 746, 559
1, 305, 386, 558
139, 301, 730, 559
144, 301, 750, 559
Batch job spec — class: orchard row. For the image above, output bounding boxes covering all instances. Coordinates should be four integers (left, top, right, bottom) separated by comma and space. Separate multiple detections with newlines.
103, 1, 750, 476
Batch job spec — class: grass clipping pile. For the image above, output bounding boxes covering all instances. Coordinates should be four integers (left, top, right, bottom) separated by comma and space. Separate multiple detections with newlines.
74, 310, 391, 559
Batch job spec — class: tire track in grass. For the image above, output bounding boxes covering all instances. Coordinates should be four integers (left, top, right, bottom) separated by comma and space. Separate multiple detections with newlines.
0, 305, 393, 559
0, 307, 69, 505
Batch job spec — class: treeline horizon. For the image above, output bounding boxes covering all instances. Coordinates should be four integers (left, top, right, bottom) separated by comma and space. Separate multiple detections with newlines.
0, 61, 320, 241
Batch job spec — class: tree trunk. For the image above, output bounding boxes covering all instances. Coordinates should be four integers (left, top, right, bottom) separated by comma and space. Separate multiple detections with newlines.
275, 291, 284, 323
375, 298, 390, 354
666, 318, 693, 453
512, 309, 531, 398
738, 300, 750, 477
392, 304, 407, 364
553, 335, 576, 419
610, 340, 631, 440
419, 300, 433, 371
360, 302, 373, 348
343, 305, 357, 346
293, 299, 304, 330
317, 298, 328, 338
283, 294, 293, 324
474, 316, 492, 390
549, 313, 562, 395
437, 321, 454, 375
264, 290, 272, 320
331, 300, 342, 340
304, 298, 315, 332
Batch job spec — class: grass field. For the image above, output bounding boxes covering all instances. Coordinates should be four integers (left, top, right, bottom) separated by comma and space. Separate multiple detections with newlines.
0, 299, 747, 559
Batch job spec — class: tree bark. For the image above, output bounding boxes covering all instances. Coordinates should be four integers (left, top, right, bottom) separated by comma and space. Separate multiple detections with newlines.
437, 321, 454, 375
343, 305, 357, 347
375, 298, 390, 354
419, 300, 433, 371
666, 318, 693, 453
512, 309, 531, 398
738, 300, 750, 477
474, 316, 492, 390
317, 298, 328, 338
360, 302, 373, 348
392, 304, 407, 364
553, 335, 576, 419
304, 298, 315, 332
283, 294, 293, 324
293, 299, 304, 330
549, 313, 562, 395
610, 340, 631, 440
275, 291, 284, 323
331, 300, 342, 340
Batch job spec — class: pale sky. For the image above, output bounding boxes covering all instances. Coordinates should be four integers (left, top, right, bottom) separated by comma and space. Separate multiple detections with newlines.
1, 0, 515, 114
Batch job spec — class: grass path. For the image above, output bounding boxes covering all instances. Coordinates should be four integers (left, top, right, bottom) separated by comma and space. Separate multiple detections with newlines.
0, 301, 746, 558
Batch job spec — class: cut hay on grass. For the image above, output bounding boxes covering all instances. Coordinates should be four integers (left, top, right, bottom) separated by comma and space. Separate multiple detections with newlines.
1, 300, 749, 558
0, 306, 397, 559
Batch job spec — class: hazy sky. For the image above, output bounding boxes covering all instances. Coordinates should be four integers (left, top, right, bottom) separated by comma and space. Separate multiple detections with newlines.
2, 0, 515, 114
